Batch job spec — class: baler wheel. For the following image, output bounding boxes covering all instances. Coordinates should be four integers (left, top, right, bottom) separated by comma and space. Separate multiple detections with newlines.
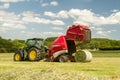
59, 55, 68, 62
14, 50, 23, 61
28, 47, 41, 61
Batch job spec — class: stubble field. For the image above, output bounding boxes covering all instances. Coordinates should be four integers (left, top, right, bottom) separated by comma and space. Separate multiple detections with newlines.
0, 51, 120, 80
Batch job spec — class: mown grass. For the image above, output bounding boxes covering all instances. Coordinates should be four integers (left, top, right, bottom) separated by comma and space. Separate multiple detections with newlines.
91, 50, 120, 57
0, 51, 120, 80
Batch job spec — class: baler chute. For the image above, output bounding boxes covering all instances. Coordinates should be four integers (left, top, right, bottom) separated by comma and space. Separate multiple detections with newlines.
66, 25, 91, 42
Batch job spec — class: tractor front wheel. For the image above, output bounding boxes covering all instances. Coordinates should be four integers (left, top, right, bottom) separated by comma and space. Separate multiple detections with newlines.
28, 47, 41, 61
14, 50, 24, 61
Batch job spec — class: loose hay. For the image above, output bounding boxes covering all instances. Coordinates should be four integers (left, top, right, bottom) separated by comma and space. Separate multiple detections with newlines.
0, 69, 113, 80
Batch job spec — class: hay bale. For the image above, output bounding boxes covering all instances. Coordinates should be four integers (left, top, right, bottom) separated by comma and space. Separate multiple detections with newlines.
75, 50, 92, 62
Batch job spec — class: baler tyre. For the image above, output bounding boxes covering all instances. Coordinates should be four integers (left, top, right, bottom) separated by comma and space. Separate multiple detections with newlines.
44, 58, 52, 62
28, 47, 41, 61
59, 55, 68, 62
75, 50, 92, 62
14, 50, 24, 61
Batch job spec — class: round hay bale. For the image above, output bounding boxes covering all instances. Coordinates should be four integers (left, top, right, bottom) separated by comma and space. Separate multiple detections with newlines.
75, 50, 92, 62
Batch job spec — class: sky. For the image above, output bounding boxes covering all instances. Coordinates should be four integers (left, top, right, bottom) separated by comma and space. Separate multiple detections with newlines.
0, 0, 120, 40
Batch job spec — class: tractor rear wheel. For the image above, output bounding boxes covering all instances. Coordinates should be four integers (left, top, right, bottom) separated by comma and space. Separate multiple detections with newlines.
14, 50, 24, 61
59, 55, 69, 62
28, 47, 41, 61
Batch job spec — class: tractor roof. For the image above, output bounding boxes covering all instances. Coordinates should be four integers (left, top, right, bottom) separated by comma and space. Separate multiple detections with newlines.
27, 38, 44, 41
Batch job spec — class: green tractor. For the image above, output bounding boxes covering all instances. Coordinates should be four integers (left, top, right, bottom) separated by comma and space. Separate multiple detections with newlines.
14, 38, 47, 61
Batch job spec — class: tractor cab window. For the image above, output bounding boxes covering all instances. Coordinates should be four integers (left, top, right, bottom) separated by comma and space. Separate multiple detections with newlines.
26, 39, 35, 47
37, 40, 44, 47
26, 39, 43, 47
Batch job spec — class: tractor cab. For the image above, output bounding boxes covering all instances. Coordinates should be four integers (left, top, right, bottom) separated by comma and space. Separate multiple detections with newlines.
26, 38, 44, 49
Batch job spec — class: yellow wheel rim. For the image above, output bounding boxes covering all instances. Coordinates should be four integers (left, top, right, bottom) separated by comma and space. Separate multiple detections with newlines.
15, 53, 21, 61
29, 50, 37, 60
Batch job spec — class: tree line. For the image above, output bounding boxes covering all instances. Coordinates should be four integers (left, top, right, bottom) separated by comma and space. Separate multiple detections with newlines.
78, 38, 120, 50
0, 37, 25, 53
0, 36, 120, 53
45, 37, 120, 50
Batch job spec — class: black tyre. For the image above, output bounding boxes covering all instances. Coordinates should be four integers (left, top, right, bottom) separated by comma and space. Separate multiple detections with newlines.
14, 50, 24, 61
59, 55, 69, 62
44, 58, 52, 62
28, 47, 41, 61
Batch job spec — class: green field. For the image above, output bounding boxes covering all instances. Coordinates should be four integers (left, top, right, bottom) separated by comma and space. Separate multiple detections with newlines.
0, 51, 120, 80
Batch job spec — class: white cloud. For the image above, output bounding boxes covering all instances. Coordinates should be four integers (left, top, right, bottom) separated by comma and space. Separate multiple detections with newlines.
0, 0, 26, 3
96, 30, 112, 38
18, 31, 43, 39
41, 1, 58, 7
43, 9, 120, 38
57, 11, 68, 18
69, 9, 93, 19
44, 11, 68, 19
19, 31, 64, 39
0, 11, 26, 32
52, 27, 63, 30
50, 1, 58, 6
0, 0, 29, 10
97, 31, 105, 36
107, 12, 120, 24
41, 3, 49, 7
21, 11, 65, 25
45, 9, 120, 26
22, 16, 65, 25
42, 32, 64, 37
2, 23, 26, 29
111, 9, 119, 13
51, 20, 65, 25
70, 9, 120, 26
0, 3, 10, 9
44, 11, 56, 18
21, 11, 40, 17
1, 8, 120, 39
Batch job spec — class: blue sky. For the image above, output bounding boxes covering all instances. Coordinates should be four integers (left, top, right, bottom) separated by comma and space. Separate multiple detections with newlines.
0, 0, 120, 40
